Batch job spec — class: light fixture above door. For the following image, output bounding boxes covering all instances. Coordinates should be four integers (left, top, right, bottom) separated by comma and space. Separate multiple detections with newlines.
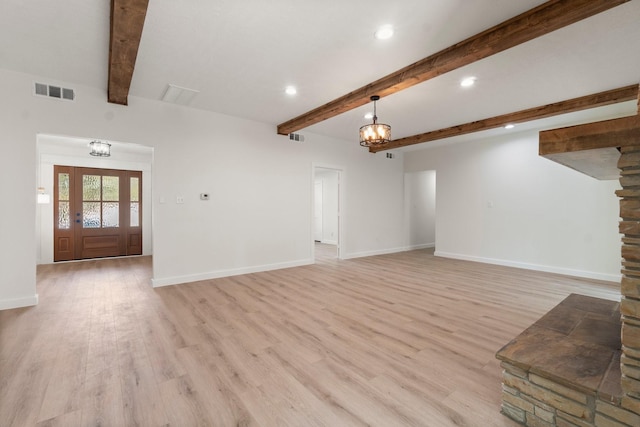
89, 140, 111, 157
359, 95, 391, 148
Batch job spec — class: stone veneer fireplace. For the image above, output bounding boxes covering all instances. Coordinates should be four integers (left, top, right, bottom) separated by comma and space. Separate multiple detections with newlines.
496, 294, 627, 426
495, 123, 640, 426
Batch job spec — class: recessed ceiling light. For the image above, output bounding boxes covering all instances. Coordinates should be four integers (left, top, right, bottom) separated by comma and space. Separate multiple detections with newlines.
460, 77, 477, 87
374, 25, 394, 40
364, 112, 374, 120
285, 86, 297, 95
504, 124, 515, 129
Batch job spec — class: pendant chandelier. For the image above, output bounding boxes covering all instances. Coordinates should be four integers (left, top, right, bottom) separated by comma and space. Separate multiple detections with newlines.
359, 95, 391, 147
89, 140, 111, 157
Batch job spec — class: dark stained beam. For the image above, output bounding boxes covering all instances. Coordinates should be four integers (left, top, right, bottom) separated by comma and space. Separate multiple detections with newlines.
370, 85, 639, 152
108, 0, 149, 105
537, 113, 639, 180
538, 83, 639, 180
539, 115, 640, 155
277, 0, 629, 136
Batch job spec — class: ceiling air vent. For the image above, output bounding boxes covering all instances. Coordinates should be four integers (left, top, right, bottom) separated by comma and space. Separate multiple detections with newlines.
34, 82, 75, 101
289, 133, 305, 142
162, 84, 199, 105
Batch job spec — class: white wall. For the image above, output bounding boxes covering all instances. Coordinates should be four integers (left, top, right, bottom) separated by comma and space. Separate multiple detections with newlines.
404, 170, 436, 249
0, 68, 405, 308
405, 131, 621, 282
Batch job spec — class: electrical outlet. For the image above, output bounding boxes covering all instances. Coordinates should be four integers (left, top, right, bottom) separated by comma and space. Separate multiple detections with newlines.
176, 196, 184, 204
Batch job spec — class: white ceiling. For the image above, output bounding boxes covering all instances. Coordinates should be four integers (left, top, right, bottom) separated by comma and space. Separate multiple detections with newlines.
1, 0, 639, 149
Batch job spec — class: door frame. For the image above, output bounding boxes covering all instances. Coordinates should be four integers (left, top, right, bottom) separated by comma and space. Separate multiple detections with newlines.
314, 180, 323, 242
312, 163, 345, 260
53, 166, 142, 261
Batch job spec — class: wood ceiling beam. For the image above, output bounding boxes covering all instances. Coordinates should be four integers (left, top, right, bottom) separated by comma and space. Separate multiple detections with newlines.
276, 0, 629, 136
537, 84, 639, 180
108, 0, 149, 105
538, 115, 640, 154
370, 85, 639, 153
539, 84, 640, 155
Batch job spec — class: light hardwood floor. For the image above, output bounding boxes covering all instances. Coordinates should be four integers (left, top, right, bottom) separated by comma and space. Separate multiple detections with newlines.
0, 248, 620, 426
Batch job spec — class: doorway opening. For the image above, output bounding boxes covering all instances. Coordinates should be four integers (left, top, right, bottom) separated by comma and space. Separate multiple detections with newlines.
313, 166, 342, 261
404, 170, 436, 253
36, 134, 153, 265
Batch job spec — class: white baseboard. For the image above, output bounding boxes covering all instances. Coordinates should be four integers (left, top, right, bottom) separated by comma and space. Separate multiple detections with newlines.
0, 294, 39, 311
406, 243, 435, 250
151, 258, 314, 288
434, 251, 620, 283
151, 248, 618, 287
343, 243, 434, 260
343, 246, 408, 260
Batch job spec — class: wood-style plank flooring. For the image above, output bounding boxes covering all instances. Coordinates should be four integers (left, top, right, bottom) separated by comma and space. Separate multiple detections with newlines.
0, 247, 620, 426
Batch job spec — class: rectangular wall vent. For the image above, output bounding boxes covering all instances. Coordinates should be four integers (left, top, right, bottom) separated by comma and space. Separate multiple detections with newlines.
34, 82, 75, 101
49, 85, 61, 98
62, 88, 75, 100
35, 82, 47, 96
289, 133, 305, 142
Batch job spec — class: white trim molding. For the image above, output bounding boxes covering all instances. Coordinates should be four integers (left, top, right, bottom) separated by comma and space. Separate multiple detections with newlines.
0, 294, 39, 310
151, 258, 314, 288
434, 251, 620, 283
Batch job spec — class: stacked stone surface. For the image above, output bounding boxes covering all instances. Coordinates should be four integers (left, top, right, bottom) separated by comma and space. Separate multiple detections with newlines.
496, 294, 640, 426
618, 146, 640, 413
